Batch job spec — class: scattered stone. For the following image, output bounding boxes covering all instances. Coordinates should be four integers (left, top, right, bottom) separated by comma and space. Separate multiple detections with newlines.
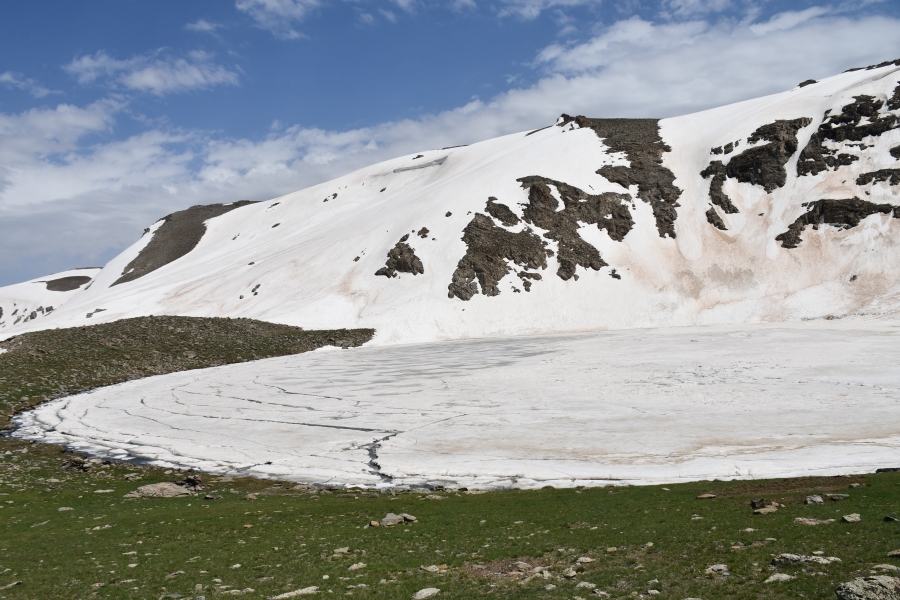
124, 482, 192, 498
380, 512, 416, 527
835, 576, 900, 600
544, 584, 556, 590
829, 494, 851, 501
885, 517, 899, 523
0, 582, 22, 591
843, 513, 862, 523
166, 570, 186, 579
754, 507, 778, 515
268, 585, 319, 600
577, 556, 594, 563
606, 547, 617, 553
771, 553, 842, 566
575, 582, 597, 589
806, 495, 824, 504
58, 507, 74, 511
795, 517, 835, 525
705, 564, 730, 577
697, 493, 716, 499
333, 547, 349, 554
591, 591, 609, 597
412, 588, 440, 599
562, 568, 577, 578
245, 493, 258, 500
204, 494, 222, 500
420, 565, 442, 573
873, 565, 900, 573
888, 550, 900, 558
348, 563, 366, 571
765, 573, 795, 583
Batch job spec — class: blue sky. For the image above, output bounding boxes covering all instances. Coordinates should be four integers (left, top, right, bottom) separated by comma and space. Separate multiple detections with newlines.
1, 0, 898, 286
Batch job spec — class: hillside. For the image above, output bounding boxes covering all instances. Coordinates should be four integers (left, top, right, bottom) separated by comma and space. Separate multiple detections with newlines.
2, 60, 900, 344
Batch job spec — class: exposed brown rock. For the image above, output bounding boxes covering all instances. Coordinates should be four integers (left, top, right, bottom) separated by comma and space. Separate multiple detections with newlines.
706, 208, 727, 231
857, 169, 900, 186
113, 201, 256, 286
699, 160, 739, 214
375, 235, 424, 278
559, 115, 682, 239
517, 176, 633, 281
44, 275, 93, 292
726, 118, 812, 191
798, 96, 898, 177
776, 198, 899, 248
447, 213, 549, 300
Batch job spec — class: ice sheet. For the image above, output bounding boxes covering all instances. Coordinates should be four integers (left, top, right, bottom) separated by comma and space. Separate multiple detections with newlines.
14, 319, 900, 488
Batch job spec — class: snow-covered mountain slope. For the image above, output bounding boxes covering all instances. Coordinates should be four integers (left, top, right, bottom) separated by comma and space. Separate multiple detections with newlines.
0, 268, 100, 333
4, 61, 900, 345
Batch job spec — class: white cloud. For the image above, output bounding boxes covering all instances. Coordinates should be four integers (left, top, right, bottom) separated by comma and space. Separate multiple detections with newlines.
2, 13, 899, 284
64, 50, 240, 96
186, 19, 223, 33
749, 7, 831, 35
664, 0, 732, 17
0, 71, 58, 98
496, 0, 602, 20
235, 0, 321, 39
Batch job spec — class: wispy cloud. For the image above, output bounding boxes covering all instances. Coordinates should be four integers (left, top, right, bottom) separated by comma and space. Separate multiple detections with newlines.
186, 19, 223, 33
750, 7, 831, 35
0, 71, 59, 99
235, 0, 321, 39
496, 0, 602, 20
64, 50, 240, 96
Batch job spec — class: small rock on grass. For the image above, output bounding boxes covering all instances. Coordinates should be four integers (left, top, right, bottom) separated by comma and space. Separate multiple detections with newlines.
268, 587, 319, 599
835, 576, 900, 600
706, 564, 730, 577
575, 582, 596, 589
888, 550, 900, 557
380, 512, 417, 526
348, 562, 366, 571
843, 513, 862, 523
412, 588, 440, 599
765, 573, 795, 583
873, 565, 900, 573
795, 517, 835, 525
806, 495, 824, 504
754, 506, 778, 514
696, 493, 716, 499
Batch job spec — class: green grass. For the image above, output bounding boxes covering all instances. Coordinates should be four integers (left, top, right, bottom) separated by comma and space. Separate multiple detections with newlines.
1, 319, 899, 599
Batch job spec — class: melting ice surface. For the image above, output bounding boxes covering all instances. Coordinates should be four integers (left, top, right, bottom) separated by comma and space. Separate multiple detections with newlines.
14, 319, 900, 488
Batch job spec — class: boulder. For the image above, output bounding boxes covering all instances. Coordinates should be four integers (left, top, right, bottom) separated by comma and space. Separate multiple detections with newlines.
835, 576, 900, 600
124, 482, 193, 498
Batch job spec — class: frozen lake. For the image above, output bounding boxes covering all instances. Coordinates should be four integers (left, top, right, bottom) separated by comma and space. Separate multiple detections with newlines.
14, 319, 900, 488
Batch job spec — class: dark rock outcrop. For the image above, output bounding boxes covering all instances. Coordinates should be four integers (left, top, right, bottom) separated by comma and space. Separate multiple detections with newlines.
485, 197, 520, 226
857, 169, 900, 186
891, 145, 900, 160
375, 235, 424, 278
706, 208, 728, 231
776, 198, 899, 248
45, 276, 92, 292
798, 96, 899, 177
559, 115, 682, 239
517, 176, 633, 281
448, 212, 549, 300
725, 118, 812, 191
700, 160, 739, 214
113, 201, 256, 286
